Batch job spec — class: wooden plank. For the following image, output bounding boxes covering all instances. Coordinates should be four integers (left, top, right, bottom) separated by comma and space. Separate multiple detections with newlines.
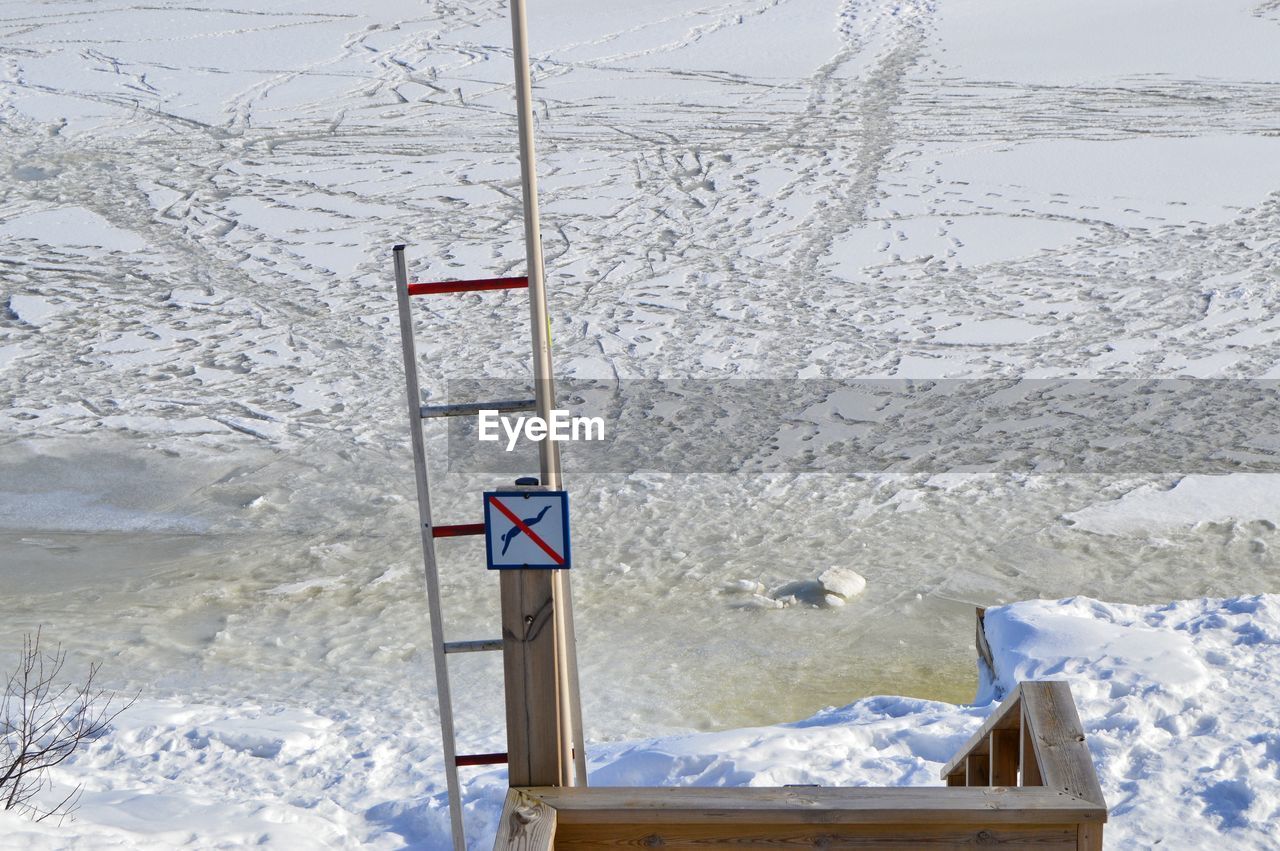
1020, 682, 1107, 809
1022, 702, 1043, 787
975, 607, 996, 678
554, 821, 1079, 849
938, 684, 1023, 779
945, 771, 966, 787
525, 787, 1106, 825
1077, 822, 1103, 851
492, 788, 556, 851
991, 728, 1020, 786
966, 753, 990, 787
501, 570, 562, 787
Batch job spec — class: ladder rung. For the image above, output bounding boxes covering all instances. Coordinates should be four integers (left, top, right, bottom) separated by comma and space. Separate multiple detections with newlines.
455, 752, 508, 767
407, 276, 528, 296
420, 399, 537, 419
443, 639, 502, 654
433, 523, 486, 538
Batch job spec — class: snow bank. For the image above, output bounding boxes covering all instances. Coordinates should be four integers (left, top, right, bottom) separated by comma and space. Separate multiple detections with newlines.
982, 596, 1280, 848
3, 595, 1276, 849
583, 595, 1280, 850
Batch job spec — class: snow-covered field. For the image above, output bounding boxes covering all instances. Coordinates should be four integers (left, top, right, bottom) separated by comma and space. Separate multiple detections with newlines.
2, 0, 1279, 847
3, 594, 1279, 848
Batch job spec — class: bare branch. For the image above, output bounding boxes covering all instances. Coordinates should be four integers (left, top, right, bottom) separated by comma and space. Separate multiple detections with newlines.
1, 630, 134, 823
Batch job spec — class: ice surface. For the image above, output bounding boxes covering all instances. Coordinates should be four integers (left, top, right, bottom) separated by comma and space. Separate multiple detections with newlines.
5, 294, 67, 327
0, 207, 148, 253
936, 0, 1280, 84
1065, 475, 1280, 536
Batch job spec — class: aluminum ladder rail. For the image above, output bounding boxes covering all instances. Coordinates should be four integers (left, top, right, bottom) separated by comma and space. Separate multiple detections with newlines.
392, 248, 585, 850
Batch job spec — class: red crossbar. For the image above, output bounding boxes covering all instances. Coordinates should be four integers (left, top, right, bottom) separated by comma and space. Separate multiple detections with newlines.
433, 523, 486, 538
455, 752, 508, 767
407, 277, 528, 296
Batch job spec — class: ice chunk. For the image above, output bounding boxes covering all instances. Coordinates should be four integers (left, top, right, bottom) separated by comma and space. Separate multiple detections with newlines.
819, 566, 867, 600
728, 569, 868, 611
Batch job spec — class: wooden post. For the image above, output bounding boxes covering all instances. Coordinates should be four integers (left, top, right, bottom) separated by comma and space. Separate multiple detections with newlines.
991, 728, 1020, 786
507, 0, 587, 789
1020, 700, 1043, 786
502, 570, 563, 786
1078, 822, 1104, 851
965, 753, 990, 786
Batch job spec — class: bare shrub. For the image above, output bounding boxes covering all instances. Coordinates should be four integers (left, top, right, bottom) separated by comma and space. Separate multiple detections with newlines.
1, 629, 136, 823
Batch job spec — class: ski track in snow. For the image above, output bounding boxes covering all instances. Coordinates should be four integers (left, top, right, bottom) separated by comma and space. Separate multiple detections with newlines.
2, 0, 1280, 847
4, 0, 1279, 424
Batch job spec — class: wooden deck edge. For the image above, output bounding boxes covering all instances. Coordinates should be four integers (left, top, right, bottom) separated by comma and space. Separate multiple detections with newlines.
515, 786, 1107, 826
552, 822, 1093, 848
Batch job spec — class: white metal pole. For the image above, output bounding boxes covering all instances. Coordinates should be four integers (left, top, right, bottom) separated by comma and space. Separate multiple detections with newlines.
509, 0, 588, 787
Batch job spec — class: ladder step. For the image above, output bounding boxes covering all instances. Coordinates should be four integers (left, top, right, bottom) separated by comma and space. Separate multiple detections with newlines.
408, 276, 528, 296
443, 639, 503, 654
420, 399, 536, 419
455, 752, 508, 767
432, 523, 486, 538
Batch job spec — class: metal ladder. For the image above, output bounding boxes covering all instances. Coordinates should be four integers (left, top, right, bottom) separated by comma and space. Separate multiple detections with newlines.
392, 247, 587, 850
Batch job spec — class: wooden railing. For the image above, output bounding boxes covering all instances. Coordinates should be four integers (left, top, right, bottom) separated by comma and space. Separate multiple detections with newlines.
495, 681, 1106, 850
940, 680, 1107, 848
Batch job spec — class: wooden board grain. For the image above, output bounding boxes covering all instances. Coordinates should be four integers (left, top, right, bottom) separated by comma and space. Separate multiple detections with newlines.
501, 570, 562, 787
1020, 682, 1106, 809
966, 753, 990, 787
526, 786, 1106, 825
493, 788, 556, 851
553, 821, 1079, 849
1077, 822, 1104, 851
1021, 702, 1044, 787
992, 728, 1021, 787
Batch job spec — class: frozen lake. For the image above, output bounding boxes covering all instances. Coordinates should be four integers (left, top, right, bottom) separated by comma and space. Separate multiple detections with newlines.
3, 0, 1280, 826
4, 431, 1279, 746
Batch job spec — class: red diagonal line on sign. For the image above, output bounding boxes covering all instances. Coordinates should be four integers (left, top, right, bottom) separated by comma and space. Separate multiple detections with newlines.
489, 496, 565, 566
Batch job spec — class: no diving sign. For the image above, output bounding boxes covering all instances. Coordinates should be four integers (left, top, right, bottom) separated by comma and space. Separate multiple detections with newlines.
483, 490, 571, 570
